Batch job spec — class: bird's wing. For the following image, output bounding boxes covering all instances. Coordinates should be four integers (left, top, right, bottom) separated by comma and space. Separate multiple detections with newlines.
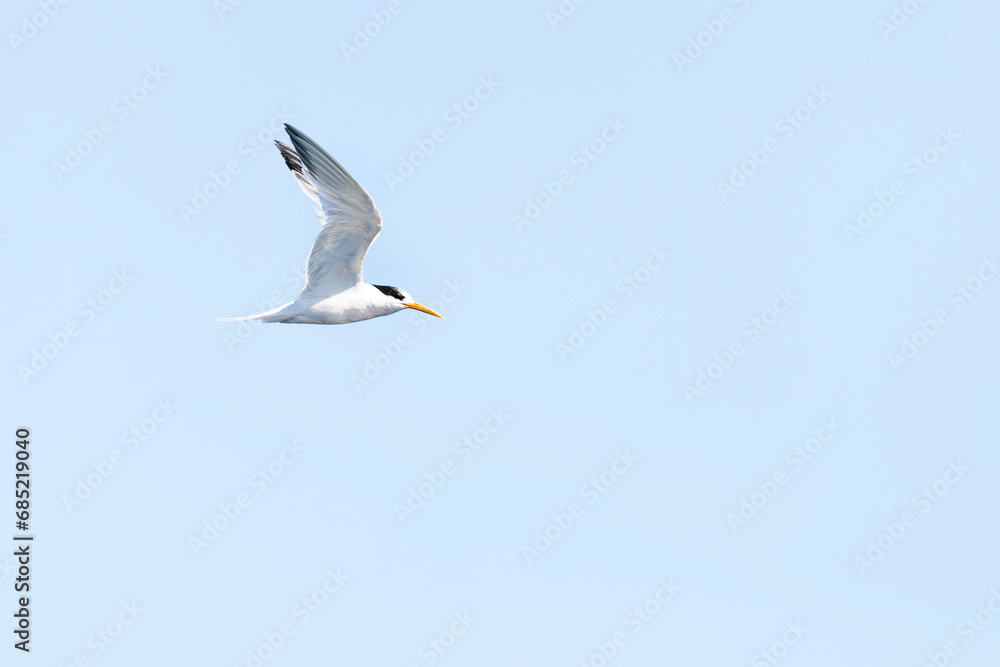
278, 124, 382, 297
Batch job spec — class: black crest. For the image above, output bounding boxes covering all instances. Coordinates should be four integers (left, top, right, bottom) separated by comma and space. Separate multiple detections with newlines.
373, 285, 406, 301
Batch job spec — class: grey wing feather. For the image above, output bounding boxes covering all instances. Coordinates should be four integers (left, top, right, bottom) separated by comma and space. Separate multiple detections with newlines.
277, 124, 382, 297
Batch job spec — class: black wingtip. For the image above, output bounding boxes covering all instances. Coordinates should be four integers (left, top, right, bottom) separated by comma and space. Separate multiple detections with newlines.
274, 140, 304, 174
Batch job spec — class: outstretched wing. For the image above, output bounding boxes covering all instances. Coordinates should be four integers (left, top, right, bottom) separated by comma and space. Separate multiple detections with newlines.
278, 124, 382, 297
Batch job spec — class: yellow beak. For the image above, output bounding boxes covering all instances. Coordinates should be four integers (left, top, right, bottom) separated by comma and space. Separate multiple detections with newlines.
405, 302, 444, 318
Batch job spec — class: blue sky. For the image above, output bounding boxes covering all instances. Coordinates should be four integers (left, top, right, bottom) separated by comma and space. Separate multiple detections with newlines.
3, 0, 1000, 665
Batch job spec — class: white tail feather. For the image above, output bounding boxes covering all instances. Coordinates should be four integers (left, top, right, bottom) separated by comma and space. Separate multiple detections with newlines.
215, 301, 293, 323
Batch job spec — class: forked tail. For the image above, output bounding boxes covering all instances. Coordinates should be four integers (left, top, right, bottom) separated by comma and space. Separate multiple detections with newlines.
215, 302, 292, 323
214, 314, 265, 322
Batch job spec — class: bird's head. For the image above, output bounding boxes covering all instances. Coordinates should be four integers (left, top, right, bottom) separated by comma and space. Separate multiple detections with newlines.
373, 285, 443, 318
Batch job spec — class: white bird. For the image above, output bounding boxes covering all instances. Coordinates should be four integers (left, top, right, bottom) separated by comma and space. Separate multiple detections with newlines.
220, 124, 443, 324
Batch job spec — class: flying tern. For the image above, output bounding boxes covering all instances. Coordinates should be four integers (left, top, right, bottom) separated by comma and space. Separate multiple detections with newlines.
221, 124, 443, 324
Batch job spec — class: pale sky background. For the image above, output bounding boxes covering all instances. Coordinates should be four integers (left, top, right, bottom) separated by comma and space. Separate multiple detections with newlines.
3, 1, 1000, 665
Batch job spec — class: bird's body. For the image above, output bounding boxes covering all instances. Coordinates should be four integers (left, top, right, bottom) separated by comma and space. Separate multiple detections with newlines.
220, 125, 442, 324
247, 284, 413, 325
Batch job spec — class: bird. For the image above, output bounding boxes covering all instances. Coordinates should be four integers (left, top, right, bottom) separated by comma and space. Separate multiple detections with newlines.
219, 124, 443, 324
